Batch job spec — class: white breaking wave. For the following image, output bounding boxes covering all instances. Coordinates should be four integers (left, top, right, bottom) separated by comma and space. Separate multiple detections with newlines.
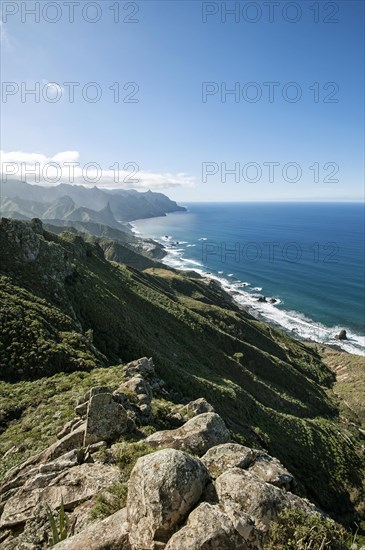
129, 223, 141, 235
130, 224, 365, 356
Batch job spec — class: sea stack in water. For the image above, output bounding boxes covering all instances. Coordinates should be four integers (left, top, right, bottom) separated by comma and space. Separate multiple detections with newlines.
335, 329, 347, 340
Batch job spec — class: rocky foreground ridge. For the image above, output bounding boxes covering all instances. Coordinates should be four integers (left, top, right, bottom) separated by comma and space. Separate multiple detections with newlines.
0, 357, 340, 550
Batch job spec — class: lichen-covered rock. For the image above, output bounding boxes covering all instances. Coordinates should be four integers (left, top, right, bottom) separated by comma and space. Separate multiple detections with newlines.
122, 376, 152, 403
184, 398, 215, 416
165, 502, 245, 549
248, 453, 294, 489
215, 468, 315, 533
201, 443, 255, 476
43, 423, 86, 463
75, 401, 88, 417
84, 393, 128, 446
127, 449, 209, 549
52, 508, 131, 550
78, 386, 112, 406
124, 357, 155, 379
57, 418, 84, 439
146, 413, 231, 456
0, 463, 119, 529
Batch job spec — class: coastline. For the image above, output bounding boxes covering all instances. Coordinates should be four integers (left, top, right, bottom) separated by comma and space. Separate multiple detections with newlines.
131, 219, 365, 357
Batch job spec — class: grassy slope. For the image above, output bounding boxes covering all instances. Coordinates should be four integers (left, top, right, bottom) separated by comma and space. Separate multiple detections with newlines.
0, 220, 364, 526
320, 345, 365, 429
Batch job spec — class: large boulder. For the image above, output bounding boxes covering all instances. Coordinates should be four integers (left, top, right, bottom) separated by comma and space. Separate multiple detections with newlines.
165, 502, 245, 550
127, 449, 209, 549
53, 508, 131, 550
201, 443, 255, 476
145, 413, 231, 456
0, 463, 119, 529
215, 468, 315, 533
84, 393, 128, 446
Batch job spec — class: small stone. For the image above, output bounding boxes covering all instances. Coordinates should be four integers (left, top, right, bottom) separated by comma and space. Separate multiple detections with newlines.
75, 402, 88, 417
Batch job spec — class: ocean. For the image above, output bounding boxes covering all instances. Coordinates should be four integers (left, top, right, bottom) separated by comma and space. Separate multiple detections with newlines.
132, 202, 365, 356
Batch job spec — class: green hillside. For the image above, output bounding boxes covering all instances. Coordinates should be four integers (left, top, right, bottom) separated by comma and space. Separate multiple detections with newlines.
0, 217, 364, 528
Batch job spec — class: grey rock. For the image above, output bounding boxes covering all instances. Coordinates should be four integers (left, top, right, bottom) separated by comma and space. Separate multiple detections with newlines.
53, 508, 131, 549
184, 398, 215, 416
248, 453, 294, 489
78, 386, 112, 406
43, 424, 86, 463
57, 418, 84, 439
122, 376, 152, 402
84, 393, 128, 446
124, 357, 155, 379
201, 443, 255, 476
75, 402, 88, 417
146, 413, 231, 456
88, 441, 107, 454
165, 502, 245, 549
0, 463, 119, 528
127, 449, 209, 549
215, 468, 315, 534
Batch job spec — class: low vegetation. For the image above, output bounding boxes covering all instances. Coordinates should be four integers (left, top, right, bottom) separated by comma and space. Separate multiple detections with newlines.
0, 218, 364, 531
265, 508, 363, 549
90, 442, 155, 519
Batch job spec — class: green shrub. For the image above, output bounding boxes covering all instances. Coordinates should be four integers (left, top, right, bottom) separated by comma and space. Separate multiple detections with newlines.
90, 442, 155, 519
46, 500, 71, 546
265, 508, 349, 549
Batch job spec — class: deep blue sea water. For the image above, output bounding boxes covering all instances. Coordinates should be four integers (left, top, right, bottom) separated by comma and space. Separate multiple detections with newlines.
133, 203, 365, 355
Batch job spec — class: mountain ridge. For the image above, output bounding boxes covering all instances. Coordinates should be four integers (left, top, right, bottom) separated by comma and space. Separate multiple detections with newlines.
0, 180, 186, 223
0, 217, 364, 530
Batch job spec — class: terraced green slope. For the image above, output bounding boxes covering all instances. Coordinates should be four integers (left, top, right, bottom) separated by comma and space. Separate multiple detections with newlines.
0, 218, 364, 527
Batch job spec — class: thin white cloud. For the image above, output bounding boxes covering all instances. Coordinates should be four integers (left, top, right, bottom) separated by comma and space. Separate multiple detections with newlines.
0, 21, 11, 48
0, 150, 195, 190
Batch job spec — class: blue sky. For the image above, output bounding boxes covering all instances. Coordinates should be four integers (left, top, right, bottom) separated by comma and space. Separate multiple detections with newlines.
1, 0, 364, 201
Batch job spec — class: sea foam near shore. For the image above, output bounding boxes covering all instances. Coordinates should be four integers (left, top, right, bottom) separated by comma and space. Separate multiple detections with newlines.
132, 227, 365, 356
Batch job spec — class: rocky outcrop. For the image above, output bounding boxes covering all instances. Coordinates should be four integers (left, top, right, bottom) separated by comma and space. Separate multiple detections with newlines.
52, 508, 131, 550
183, 397, 215, 416
201, 443, 293, 489
0, 217, 74, 281
0, 357, 325, 550
146, 413, 231, 456
335, 329, 347, 340
84, 393, 128, 446
127, 449, 209, 549
165, 502, 244, 550
215, 468, 315, 533
201, 443, 255, 475
1, 463, 119, 529
248, 453, 293, 490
